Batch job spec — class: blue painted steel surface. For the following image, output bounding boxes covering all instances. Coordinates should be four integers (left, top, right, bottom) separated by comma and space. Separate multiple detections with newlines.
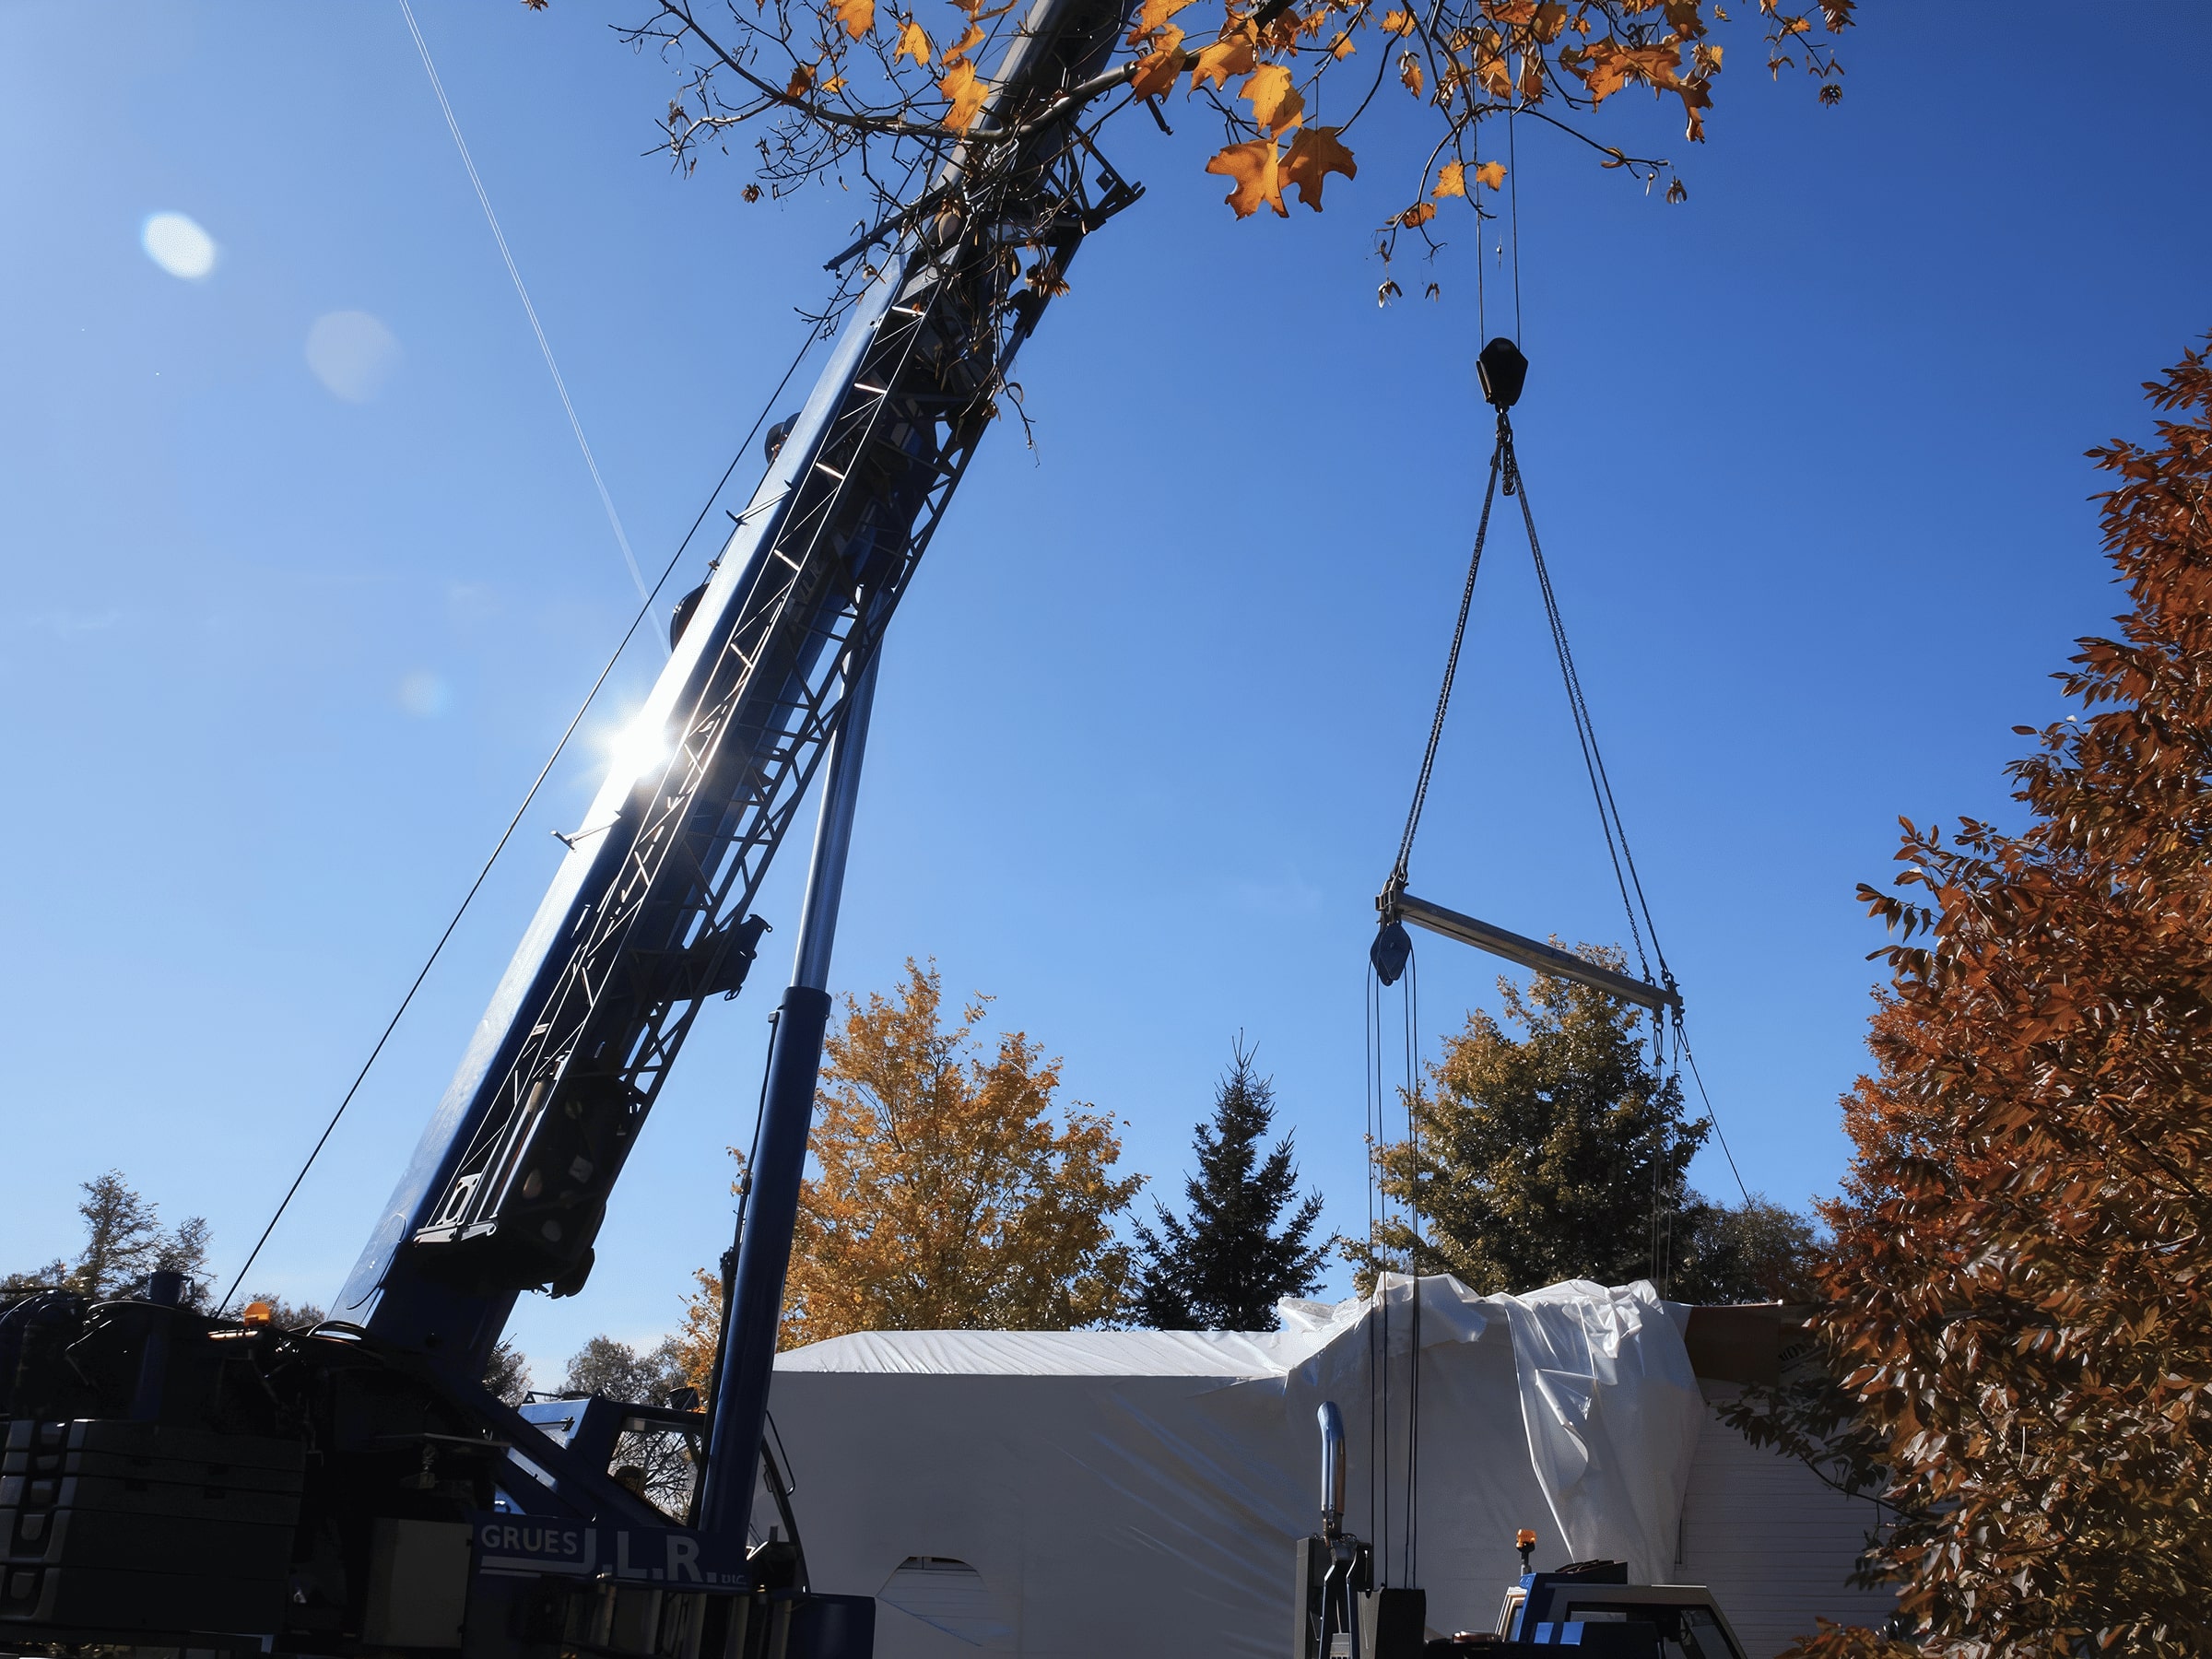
696, 982, 833, 1541
695, 655, 878, 1535
335, 268, 900, 1356
333, 0, 1142, 1424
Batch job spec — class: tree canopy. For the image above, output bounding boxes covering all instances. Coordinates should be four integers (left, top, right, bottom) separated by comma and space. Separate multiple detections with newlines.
1347, 956, 1707, 1296
1132, 1041, 1329, 1330
559, 1334, 697, 1514
1, 1171, 212, 1306
687, 959, 1145, 1351
1670, 1191, 1819, 1305
1793, 336, 2212, 1658
581, 0, 1848, 312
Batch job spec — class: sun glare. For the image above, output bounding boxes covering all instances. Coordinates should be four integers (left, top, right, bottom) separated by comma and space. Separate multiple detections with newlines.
306, 311, 400, 404
607, 711, 674, 782
142, 212, 218, 280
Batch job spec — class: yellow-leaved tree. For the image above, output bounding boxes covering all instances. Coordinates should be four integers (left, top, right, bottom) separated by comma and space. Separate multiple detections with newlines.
565, 0, 1849, 312
677, 959, 1143, 1382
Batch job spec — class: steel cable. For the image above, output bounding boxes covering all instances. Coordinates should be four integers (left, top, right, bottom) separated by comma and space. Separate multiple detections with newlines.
216, 329, 826, 1314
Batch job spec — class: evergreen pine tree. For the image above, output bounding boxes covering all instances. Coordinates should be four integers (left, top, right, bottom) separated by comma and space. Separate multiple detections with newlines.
1346, 958, 1709, 1297
1132, 1043, 1329, 1330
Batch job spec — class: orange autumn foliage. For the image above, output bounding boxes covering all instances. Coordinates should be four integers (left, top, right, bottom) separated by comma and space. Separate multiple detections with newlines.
1800, 336, 2212, 1657
686, 960, 1144, 1359
628, 0, 1850, 279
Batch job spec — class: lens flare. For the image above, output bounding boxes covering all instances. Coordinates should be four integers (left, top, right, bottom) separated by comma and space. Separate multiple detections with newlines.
142, 212, 218, 280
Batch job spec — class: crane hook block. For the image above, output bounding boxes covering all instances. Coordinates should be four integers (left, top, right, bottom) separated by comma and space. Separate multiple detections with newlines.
1477, 336, 1528, 410
1371, 919, 1412, 987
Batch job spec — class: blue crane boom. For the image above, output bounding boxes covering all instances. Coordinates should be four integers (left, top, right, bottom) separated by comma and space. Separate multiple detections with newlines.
0, 4, 1148, 1650
335, 0, 1142, 1396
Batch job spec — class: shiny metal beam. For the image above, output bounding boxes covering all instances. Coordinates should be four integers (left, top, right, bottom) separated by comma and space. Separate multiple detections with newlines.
1395, 891, 1681, 1013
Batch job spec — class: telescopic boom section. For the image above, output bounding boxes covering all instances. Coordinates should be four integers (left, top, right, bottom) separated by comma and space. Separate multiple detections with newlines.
338, 0, 1141, 1384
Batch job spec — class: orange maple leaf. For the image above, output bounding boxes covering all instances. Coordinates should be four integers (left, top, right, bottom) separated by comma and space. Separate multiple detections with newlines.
1677, 76, 1712, 140
1280, 124, 1356, 211
1433, 159, 1465, 197
1381, 7, 1418, 33
785, 62, 817, 99
831, 0, 876, 39
1474, 27, 1512, 96
1399, 49, 1424, 97
1239, 63, 1304, 135
896, 17, 933, 63
942, 19, 985, 62
1129, 26, 1184, 98
1473, 159, 1505, 188
1127, 0, 1194, 42
1400, 200, 1436, 228
939, 58, 989, 129
1189, 33, 1256, 89
1327, 29, 1355, 58
1206, 137, 1286, 218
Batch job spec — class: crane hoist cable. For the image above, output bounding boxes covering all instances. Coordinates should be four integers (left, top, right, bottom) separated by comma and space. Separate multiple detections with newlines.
1370, 336, 1679, 1021
1363, 335, 1753, 1245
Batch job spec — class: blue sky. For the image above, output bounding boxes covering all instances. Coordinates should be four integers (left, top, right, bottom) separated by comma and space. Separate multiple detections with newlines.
4, 3, 2207, 1383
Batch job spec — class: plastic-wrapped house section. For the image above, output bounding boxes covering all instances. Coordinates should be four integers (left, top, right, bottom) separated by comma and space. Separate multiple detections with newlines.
759, 1275, 1892, 1658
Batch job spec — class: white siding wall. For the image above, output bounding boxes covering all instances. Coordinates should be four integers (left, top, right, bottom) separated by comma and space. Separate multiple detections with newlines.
1676, 1385, 1898, 1657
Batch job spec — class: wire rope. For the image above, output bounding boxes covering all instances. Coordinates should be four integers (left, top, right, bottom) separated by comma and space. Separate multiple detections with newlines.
1391, 441, 1504, 884
1673, 1014, 1752, 1206
1503, 427, 1665, 986
1402, 947, 1422, 1589
399, 0, 660, 635
215, 327, 826, 1315
1364, 963, 1382, 1553
1506, 96, 1523, 344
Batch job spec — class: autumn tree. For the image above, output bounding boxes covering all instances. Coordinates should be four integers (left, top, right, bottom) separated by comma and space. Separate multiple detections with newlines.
686, 959, 1145, 1353
1132, 1041, 1330, 1330
1785, 336, 2212, 1659
599, 0, 1848, 314
559, 1335, 698, 1513
1671, 1191, 1821, 1305
1, 1171, 212, 1306
483, 1337, 535, 1406
1347, 954, 1706, 1295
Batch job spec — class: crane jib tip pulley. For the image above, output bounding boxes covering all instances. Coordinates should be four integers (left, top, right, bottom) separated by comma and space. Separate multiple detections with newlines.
1370, 337, 1681, 1019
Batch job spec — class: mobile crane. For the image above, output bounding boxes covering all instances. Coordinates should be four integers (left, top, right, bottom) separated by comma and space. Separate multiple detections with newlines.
0, 0, 1142, 1651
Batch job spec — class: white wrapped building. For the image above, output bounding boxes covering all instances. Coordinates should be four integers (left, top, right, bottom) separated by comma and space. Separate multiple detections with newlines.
760, 1277, 1896, 1658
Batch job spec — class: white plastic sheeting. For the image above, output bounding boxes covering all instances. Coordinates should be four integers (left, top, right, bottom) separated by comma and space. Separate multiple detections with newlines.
761, 1276, 1705, 1657
1495, 1281, 1705, 1583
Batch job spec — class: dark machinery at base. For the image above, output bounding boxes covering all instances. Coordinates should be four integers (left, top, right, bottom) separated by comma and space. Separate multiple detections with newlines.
0, 1277, 860, 1654
1292, 1404, 1748, 1659
0, 0, 1143, 1650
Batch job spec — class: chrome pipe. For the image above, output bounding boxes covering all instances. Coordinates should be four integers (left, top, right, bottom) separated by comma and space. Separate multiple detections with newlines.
1318, 1400, 1347, 1539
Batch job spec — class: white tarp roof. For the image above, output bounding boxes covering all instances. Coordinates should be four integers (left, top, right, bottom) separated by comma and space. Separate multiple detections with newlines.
763, 1275, 1705, 1658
